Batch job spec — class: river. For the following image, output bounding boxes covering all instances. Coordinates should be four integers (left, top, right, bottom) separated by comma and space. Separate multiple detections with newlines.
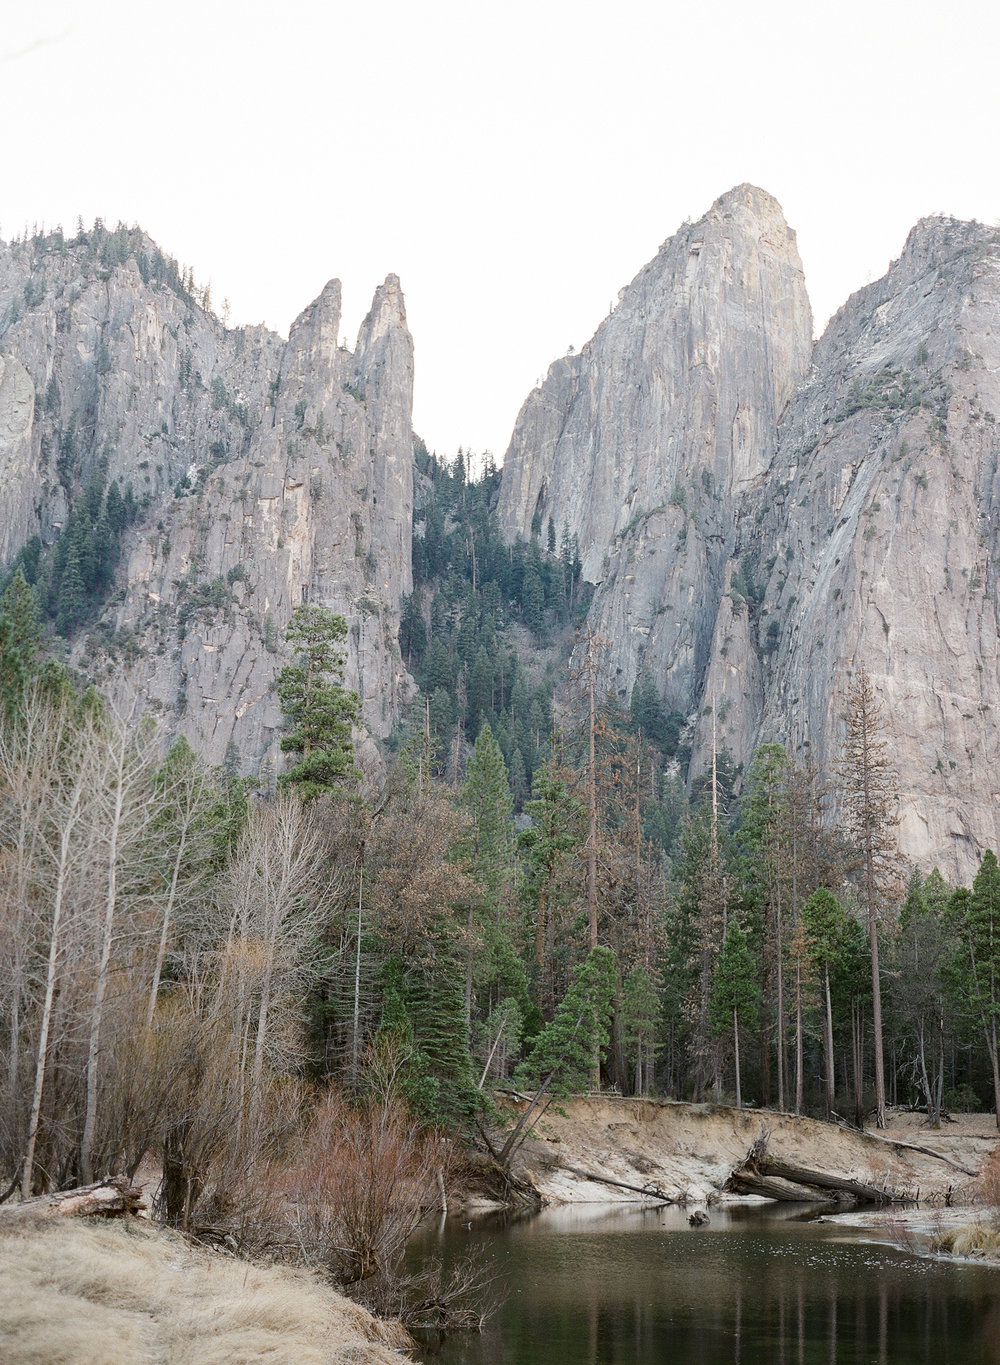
414, 1202, 1000, 1363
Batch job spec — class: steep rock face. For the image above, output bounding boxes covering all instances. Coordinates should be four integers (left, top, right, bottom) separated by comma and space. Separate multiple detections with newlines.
499, 194, 1000, 881
0, 229, 414, 776
0, 354, 36, 565
497, 185, 812, 711
701, 215, 1000, 882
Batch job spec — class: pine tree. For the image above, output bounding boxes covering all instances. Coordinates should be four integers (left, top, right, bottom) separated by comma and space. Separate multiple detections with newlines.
519, 759, 583, 994
461, 723, 513, 899
892, 871, 955, 1125
516, 944, 616, 1094
522, 561, 544, 633
839, 667, 900, 1128
508, 747, 528, 806
459, 723, 514, 1027
467, 647, 494, 731
276, 605, 360, 799
105, 480, 126, 534
709, 918, 759, 1107
54, 534, 87, 637
629, 674, 673, 752
739, 743, 791, 1108
952, 850, 1000, 1128
398, 592, 427, 667
677, 809, 729, 1100
423, 640, 455, 694
621, 963, 661, 1097
386, 947, 480, 1126
0, 570, 41, 722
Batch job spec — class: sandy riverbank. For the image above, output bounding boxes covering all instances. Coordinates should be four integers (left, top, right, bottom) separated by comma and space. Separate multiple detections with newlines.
506, 1097, 998, 1208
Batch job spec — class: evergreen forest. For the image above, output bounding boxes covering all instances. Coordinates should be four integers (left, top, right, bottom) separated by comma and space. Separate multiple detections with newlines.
2, 448, 1000, 1322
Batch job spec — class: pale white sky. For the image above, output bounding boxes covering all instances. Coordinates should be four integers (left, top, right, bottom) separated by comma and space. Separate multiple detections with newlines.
3, 0, 999, 459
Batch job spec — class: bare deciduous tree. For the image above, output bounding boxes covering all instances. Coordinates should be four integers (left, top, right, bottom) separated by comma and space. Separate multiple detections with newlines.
0, 692, 94, 1195
222, 793, 333, 1096
79, 700, 163, 1183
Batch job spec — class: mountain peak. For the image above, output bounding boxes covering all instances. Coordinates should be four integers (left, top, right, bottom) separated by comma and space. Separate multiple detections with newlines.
709, 182, 787, 220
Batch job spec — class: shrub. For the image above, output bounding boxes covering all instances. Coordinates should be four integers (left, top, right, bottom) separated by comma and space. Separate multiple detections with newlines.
279, 1075, 442, 1285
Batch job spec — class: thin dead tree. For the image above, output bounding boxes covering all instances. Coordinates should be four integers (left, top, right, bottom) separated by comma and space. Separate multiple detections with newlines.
79, 700, 161, 1183
4, 693, 93, 1196
146, 739, 217, 1028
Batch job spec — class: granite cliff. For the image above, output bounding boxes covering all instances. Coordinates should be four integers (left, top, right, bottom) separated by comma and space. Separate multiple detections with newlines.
497, 185, 813, 717
715, 212, 1000, 882
4, 201, 999, 878
0, 226, 414, 777
498, 189, 1000, 882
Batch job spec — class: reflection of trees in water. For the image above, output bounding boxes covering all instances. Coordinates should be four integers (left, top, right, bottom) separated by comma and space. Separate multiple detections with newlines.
471, 1226, 1000, 1365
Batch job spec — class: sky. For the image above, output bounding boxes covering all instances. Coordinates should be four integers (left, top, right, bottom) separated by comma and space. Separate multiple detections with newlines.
3, 0, 1000, 460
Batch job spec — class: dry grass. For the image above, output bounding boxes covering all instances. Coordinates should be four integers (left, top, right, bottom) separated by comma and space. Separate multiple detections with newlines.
0, 1218, 411, 1365
927, 1144, 1000, 1260
928, 1220, 1000, 1258
948, 1222, 1000, 1257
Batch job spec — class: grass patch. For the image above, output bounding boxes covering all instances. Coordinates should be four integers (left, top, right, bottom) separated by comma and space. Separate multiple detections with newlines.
0, 1218, 410, 1365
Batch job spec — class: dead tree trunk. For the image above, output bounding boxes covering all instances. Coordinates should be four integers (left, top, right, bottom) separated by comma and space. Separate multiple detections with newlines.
0, 1176, 145, 1223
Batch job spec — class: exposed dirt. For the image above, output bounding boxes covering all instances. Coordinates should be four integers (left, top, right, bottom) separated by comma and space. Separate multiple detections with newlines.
506, 1097, 999, 1208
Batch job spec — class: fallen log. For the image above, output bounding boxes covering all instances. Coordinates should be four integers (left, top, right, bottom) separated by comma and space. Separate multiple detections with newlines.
726, 1125, 914, 1205
726, 1169, 836, 1203
857, 1132, 976, 1176
0, 1176, 145, 1224
560, 1165, 673, 1203
900, 1104, 957, 1123
755, 1158, 914, 1205
497, 1089, 536, 1106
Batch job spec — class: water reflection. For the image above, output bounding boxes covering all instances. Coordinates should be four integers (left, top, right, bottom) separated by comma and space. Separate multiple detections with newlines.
415, 1203, 1000, 1364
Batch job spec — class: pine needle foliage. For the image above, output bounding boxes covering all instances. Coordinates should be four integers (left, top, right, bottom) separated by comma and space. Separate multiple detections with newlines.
277, 605, 360, 799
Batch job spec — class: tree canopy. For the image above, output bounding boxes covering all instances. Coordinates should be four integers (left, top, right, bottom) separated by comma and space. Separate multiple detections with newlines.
276, 604, 360, 798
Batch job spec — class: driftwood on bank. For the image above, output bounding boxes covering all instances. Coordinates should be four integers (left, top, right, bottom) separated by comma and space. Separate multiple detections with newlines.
856, 1130, 976, 1176
726, 1167, 831, 1203
726, 1127, 915, 1206
900, 1103, 957, 1124
559, 1165, 673, 1203
725, 1152, 911, 1206
0, 1176, 145, 1224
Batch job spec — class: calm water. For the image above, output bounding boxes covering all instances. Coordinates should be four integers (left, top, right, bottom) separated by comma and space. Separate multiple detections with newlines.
414, 1203, 1000, 1364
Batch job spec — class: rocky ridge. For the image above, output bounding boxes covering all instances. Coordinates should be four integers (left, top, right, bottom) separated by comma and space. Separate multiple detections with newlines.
498, 190, 1000, 882
3, 202, 1000, 877
0, 227, 415, 777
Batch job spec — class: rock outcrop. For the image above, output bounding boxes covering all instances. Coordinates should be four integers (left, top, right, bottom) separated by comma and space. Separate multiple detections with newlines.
5, 201, 1000, 878
0, 353, 36, 566
499, 191, 1000, 882
708, 213, 1000, 882
497, 184, 813, 715
0, 226, 414, 777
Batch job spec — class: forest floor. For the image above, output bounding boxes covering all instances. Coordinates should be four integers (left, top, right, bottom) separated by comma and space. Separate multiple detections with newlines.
505, 1096, 998, 1209
0, 1216, 412, 1365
